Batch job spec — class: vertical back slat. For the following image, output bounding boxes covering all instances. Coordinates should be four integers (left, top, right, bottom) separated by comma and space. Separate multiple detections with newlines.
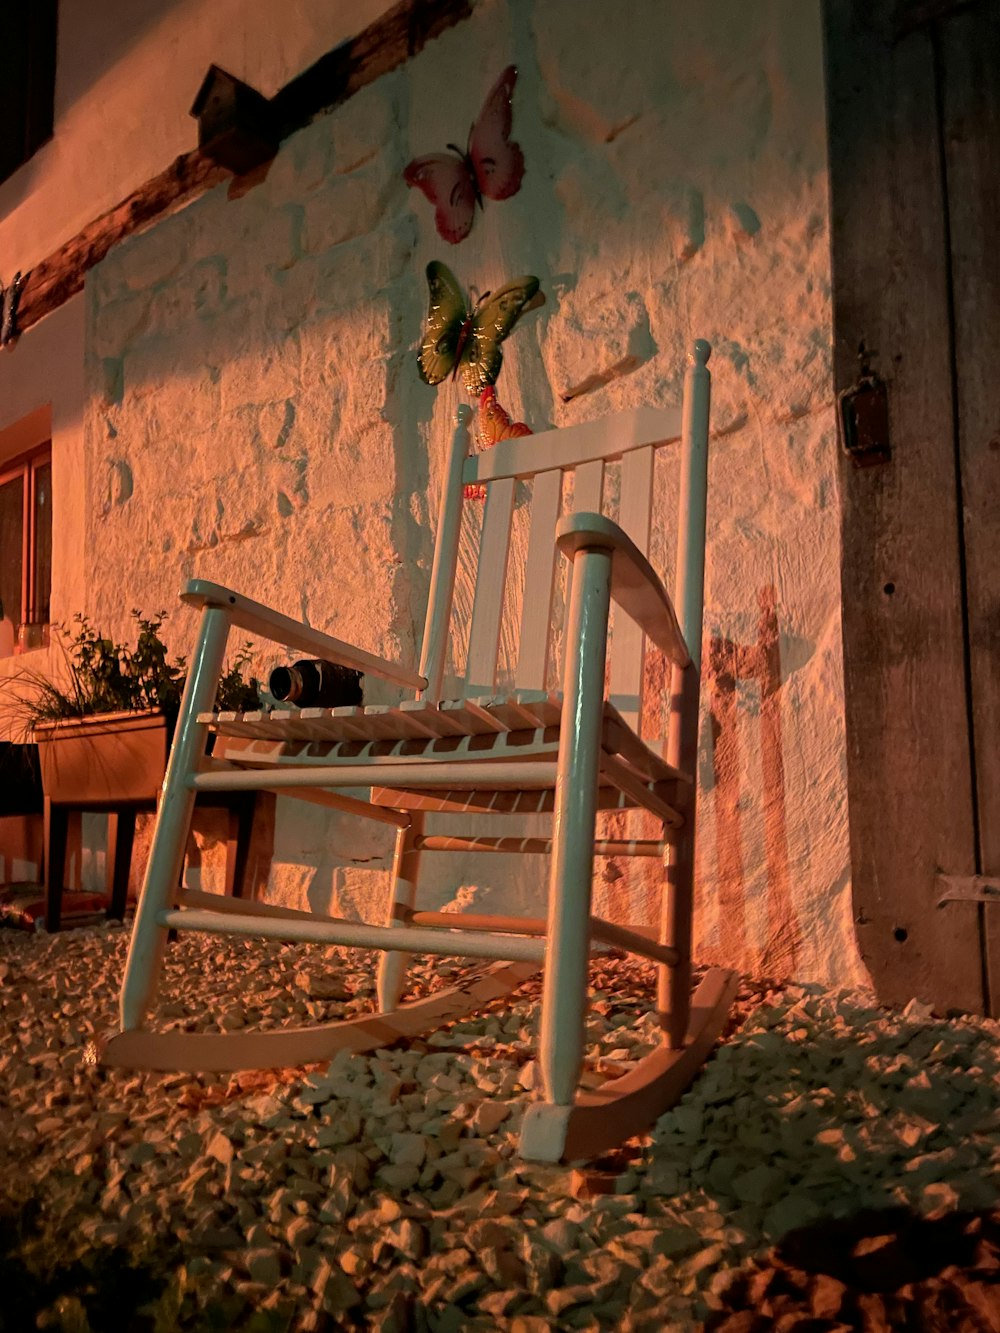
465, 476, 516, 694
420, 406, 473, 699
609, 445, 654, 731
573, 459, 605, 513
514, 468, 564, 690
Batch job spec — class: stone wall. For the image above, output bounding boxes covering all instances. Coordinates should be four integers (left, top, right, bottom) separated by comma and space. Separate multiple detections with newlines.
83, 0, 865, 987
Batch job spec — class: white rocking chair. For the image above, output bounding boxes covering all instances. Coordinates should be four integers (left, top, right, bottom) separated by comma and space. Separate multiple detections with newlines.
106, 339, 737, 1163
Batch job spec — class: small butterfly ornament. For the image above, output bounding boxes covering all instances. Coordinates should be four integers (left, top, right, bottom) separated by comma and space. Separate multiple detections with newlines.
464, 386, 534, 500
404, 65, 525, 244
476, 385, 533, 446
417, 260, 541, 396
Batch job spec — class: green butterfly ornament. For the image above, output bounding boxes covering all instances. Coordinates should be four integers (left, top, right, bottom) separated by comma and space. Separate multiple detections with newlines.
417, 260, 542, 395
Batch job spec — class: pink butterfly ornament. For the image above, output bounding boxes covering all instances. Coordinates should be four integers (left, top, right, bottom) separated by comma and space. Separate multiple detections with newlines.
404, 65, 526, 244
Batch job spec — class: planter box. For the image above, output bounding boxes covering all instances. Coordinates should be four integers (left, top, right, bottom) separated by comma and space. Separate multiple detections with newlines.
34, 709, 169, 806
32, 708, 254, 932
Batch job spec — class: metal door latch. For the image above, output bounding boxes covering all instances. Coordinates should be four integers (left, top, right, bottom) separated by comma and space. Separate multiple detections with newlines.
838, 343, 891, 467
936, 874, 1000, 907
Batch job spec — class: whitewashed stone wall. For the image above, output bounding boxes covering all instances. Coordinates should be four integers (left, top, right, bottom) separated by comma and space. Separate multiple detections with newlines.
83, 0, 866, 987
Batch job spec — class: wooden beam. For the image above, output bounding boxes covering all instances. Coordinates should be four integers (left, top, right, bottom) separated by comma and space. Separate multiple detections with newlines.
18, 153, 228, 332
15, 0, 473, 337
270, 0, 472, 134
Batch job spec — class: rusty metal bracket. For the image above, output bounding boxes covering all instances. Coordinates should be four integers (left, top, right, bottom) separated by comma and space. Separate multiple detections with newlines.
0, 271, 24, 346
838, 342, 892, 468
936, 874, 1000, 907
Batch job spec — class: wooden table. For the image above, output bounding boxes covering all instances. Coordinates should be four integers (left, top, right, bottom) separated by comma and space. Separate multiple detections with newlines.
43, 792, 257, 932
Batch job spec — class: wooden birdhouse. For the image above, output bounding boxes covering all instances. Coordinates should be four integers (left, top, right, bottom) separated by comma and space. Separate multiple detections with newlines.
190, 65, 279, 175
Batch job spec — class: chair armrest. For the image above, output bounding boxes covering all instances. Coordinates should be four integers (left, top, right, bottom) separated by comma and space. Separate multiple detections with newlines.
555, 513, 690, 669
181, 579, 427, 691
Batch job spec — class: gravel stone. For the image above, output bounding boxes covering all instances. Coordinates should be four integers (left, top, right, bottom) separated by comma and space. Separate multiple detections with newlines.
1, 927, 998, 1332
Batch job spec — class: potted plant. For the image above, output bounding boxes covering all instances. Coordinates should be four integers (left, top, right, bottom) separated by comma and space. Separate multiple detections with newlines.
1, 613, 261, 931
7, 611, 260, 805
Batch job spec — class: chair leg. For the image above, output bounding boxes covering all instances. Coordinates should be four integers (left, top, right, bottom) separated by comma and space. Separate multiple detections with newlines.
376, 813, 423, 1013
119, 607, 231, 1031
660, 659, 700, 1048
538, 548, 611, 1108
660, 825, 694, 1049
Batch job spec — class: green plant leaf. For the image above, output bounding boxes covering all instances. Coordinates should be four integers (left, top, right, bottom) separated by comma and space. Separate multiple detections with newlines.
2, 613, 260, 731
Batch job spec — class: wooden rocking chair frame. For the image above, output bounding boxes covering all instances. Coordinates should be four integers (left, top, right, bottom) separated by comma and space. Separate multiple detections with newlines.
105, 340, 737, 1163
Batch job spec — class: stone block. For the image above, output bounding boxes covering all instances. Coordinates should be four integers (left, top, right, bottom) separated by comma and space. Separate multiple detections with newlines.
301, 167, 397, 256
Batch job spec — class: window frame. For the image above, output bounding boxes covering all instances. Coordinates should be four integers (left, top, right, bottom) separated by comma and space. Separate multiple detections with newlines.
0, 441, 53, 646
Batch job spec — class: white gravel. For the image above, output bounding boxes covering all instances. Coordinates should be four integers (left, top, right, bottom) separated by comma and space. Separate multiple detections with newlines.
1, 921, 998, 1331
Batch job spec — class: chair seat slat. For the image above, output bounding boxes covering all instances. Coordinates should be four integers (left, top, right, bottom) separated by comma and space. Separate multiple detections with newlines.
206, 696, 681, 790
370, 781, 682, 821
197, 710, 272, 738
482, 691, 563, 730
439, 698, 508, 733
599, 754, 685, 827
354, 702, 439, 739
397, 700, 471, 736
212, 724, 560, 769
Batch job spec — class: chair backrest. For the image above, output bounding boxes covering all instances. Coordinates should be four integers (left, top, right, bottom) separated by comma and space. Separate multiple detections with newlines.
418, 343, 711, 738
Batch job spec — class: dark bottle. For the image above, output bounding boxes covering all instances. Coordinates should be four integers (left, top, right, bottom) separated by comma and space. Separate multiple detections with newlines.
268, 659, 364, 708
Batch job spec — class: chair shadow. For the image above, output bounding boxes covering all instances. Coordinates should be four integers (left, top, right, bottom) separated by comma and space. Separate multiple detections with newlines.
642, 993, 1000, 1244
702, 584, 816, 979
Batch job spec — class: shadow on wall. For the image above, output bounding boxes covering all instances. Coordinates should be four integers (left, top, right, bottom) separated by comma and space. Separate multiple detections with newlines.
124, 797, 276, 904
582, 584, 807, 974
706, 585, 796, 979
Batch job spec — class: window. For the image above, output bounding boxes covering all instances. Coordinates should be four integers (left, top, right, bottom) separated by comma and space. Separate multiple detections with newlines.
0, 444, 52, 655
0, 2, 58, 184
